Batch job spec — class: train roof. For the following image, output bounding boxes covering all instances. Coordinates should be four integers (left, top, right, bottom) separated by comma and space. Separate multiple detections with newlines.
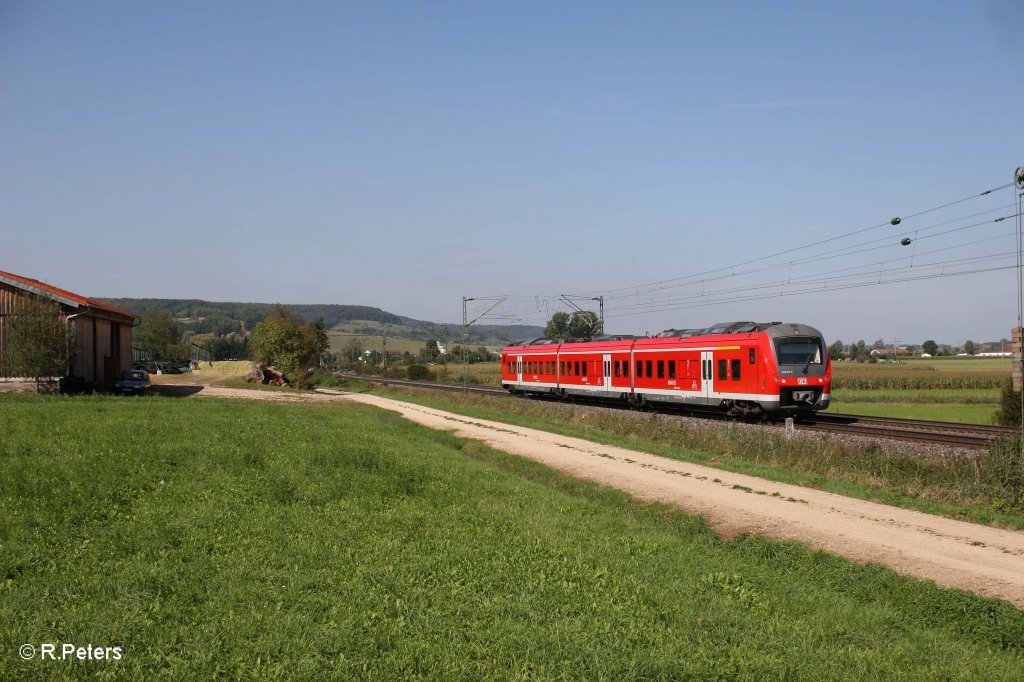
503, 322, 825, 352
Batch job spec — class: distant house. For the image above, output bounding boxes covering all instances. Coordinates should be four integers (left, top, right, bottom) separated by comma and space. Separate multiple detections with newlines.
0, 270, 138, 390
870, 347, 910, 357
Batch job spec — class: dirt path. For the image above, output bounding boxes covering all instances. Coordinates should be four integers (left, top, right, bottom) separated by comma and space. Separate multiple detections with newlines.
191, 384, 1024, 608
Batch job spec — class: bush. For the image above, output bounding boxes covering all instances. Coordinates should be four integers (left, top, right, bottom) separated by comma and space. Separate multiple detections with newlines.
407, 364, 434, 381
994, 379, 1022, 427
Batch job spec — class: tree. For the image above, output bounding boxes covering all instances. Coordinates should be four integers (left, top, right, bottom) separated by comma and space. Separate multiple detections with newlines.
421, 339, 440, 361
827, 339, 845, 361
922, 339, 938, 356
310, 317, 330, 366
544, 312, 571, 340
136, 311, 180, 359
341, 337, 364, 364
872, 338, 886, 351
6, 296, 72, 389
568, 311, 602, 340
248, 305, 322, 383
544, 310, 602, 341
963, 339, 976, 355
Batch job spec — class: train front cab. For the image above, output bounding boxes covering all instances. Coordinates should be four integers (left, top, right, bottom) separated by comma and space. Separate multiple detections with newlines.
758, 324, 831, 416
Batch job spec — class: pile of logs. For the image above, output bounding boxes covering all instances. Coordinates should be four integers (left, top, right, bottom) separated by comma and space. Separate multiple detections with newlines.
246, 364, 288, 386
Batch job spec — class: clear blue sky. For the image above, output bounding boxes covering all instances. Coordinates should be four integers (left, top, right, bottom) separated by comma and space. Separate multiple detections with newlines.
2, 1, 1021, 345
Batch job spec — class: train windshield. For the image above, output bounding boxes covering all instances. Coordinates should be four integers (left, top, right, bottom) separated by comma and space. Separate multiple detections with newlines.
774, 337, 823, 367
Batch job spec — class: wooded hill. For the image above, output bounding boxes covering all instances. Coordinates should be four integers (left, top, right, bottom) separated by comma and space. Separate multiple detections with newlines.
100, 298, 543, 346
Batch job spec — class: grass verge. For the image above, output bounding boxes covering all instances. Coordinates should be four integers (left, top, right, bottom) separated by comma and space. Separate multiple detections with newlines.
363, 383, 1024, 529
2, 394, 1023, 679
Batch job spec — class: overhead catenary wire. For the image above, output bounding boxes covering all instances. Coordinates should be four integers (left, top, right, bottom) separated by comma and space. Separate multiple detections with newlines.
453, 178, 1018, 334
573, 182, 1014, 300
602, 250, 1018, 317
601, 212, 1020, 314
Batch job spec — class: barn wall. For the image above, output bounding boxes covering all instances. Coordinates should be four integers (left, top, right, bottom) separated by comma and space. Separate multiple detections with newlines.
74, 316, 94, 381
0, 280, 135, 388
118, 323, 132, 374
0, 284, 16, 376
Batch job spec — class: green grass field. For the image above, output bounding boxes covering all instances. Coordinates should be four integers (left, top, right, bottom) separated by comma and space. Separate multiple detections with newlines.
3, 394, 1023, 679
825, 401, 1000, 423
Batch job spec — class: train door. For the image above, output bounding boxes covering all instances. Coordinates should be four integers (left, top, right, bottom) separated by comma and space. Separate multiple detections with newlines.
701, 350, 714, 402
603, 354, 612, 393
517, 355, 523, 385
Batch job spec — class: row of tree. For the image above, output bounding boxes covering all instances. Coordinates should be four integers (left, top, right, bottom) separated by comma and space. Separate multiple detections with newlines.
826, 338, 986, 362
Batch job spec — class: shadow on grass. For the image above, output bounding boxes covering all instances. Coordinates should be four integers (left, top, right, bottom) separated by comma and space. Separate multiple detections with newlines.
152, 385, 205, 397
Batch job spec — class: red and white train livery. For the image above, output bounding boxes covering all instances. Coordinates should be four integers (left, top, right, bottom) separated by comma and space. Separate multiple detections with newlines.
501, 321, 831, 417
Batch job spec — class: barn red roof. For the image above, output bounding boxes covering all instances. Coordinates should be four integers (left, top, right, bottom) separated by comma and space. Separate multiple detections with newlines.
0, 270, 138, 319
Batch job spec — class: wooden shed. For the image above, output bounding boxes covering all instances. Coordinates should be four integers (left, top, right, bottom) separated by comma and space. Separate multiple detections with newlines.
0, 270, 138, 391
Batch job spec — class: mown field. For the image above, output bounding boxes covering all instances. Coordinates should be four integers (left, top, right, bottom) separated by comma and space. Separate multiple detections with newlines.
3, 394, 1023, 679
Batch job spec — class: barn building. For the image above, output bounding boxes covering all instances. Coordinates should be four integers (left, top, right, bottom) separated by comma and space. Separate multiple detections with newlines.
0, 270, 138, 391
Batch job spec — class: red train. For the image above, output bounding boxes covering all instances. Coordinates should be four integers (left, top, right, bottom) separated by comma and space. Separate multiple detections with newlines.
500, 321, 831, 417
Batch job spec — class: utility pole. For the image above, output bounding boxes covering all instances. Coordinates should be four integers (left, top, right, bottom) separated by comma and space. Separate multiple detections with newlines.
443, 323, 449, 383
461, 296, 507, 391
463, 297, 474, 392
1013, 167, 1024, 450
382, 326, 388, 377
592, 296, 604, 334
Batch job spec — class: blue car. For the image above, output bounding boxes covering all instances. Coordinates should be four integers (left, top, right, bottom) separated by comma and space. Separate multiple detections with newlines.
114, 369, 151, 395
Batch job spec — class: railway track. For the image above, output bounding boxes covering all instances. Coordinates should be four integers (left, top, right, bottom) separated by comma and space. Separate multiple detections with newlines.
363, 377, 1018, 449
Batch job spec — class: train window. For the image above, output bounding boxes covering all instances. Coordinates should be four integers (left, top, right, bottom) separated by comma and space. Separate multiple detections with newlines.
645, 360, 653, 378
749, 348, 756, 364
614, 361, 620, 377
623, 361, 629, 378
582, 361, 587, 377
574, 361, 580, 376
657, 360, 664, 378
718, 359, 727, 380
669, 361, 676, 379
731, 359, 741, 380
635, 360, 642, 377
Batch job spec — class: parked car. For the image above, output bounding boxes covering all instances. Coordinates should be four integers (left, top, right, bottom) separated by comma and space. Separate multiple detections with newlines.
114, 369, 151, 395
